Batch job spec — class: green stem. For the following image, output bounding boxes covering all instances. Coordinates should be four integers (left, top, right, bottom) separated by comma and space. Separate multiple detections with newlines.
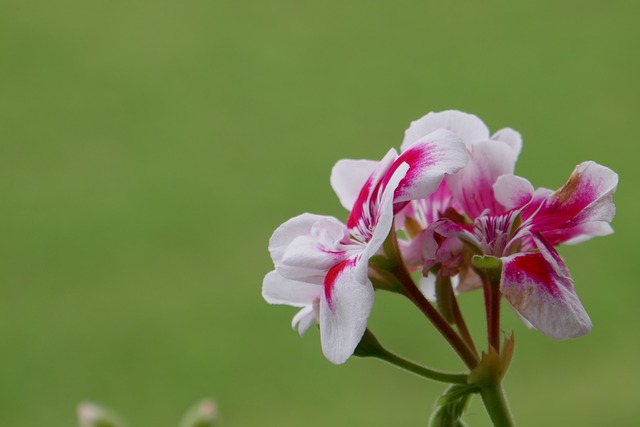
355, 329, 469, 384
480, 383, 516, 427
376, 348, 469, 384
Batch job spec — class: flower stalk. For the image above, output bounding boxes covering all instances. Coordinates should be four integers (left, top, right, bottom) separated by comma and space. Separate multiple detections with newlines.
392, 262, 479, 369
480, 384, 515, 427
383, 227, 479, 369
355, 329, 469, 384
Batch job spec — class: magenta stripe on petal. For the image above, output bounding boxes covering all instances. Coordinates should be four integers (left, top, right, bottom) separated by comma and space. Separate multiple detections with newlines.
391, 143, 437, 197
346, 149, 398, 232
505, 252, 562, 298
530, 162, 617, 233
501, 243, 592, 340
346, 174, 375, 231
324, 257, 358, 310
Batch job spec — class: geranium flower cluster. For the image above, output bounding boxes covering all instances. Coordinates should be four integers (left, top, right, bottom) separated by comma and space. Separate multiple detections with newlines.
263, 110, 617, 366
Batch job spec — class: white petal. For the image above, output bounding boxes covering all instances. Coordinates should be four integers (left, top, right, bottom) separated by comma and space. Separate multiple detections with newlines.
281, 234, 346, 272
493, 174, 534, 211
331, 159, 379, 211
491, 127, 522, 158
319, 258, 374, 364
270, 214, 349, 283
262, 271, 321, 306
401, 110, 489, 151
292, 305, 318, 336
269, 213, 331, 264
418, 274, 437, 301
559, 221, 614, 245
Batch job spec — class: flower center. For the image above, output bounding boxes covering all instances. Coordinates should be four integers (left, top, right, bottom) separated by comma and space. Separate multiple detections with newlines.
473, 210, 521, 257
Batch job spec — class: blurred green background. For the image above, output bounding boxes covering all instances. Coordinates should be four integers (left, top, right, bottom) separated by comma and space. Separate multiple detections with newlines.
0, 1, 638, 426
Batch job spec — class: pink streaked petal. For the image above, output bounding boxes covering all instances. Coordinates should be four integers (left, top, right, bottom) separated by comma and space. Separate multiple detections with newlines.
401, 110, 489, 151
420, 181, 461, 223
435, 237, 466, 275
530, 161, 618, 234
399, 231, 428, 269
292, 305, 318, 336
519, 187, 553, 223
331, 158, 379, 211
491, 127, 522, 158
392, 129, 468, 204
426, 219, 481, 258
493, 174, 534, 211
363, 161, 410, 260
546, 221, 614, 246
347, 149, 398, 231
320, 257, 374, 364
447, 140, 518, 219
262, 271, 321, 307
530, 232, 570, 277
501, 234, 592, 340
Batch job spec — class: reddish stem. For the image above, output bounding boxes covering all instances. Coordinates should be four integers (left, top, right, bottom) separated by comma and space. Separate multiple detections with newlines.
481, 273, 501, 352
449, 286, 478, 358
393, 265, 479, 369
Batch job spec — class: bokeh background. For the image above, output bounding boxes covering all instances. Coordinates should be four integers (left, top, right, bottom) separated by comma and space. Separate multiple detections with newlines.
1, 1, 638, 426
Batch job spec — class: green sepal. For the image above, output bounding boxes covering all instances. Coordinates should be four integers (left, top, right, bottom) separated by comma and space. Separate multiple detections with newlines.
353, 328, 385, 359
471, 255, 503, 284
468, 348, 502, 387
368, 259, 405, 294
468, 332, 515, 387
471, 255, 502, 271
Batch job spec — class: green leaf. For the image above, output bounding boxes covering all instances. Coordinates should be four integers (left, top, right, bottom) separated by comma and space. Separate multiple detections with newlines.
428, 384, 478, 427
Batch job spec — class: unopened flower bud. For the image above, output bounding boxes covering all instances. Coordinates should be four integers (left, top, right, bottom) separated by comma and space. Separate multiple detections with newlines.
178, 398, 218, 427
77, 402, 125, 427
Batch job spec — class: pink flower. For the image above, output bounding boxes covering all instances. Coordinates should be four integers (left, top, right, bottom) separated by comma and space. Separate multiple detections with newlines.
429, 162, 617, 339
397, 111, 617, 339
263, 130, 468, 364
397, 110, 523, 295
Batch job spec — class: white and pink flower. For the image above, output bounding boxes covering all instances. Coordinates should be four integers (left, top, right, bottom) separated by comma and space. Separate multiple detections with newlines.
399, 111, 617, 339
264, 108, 618, 360
263, 129, 468, 364
398, 110, 523, 294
